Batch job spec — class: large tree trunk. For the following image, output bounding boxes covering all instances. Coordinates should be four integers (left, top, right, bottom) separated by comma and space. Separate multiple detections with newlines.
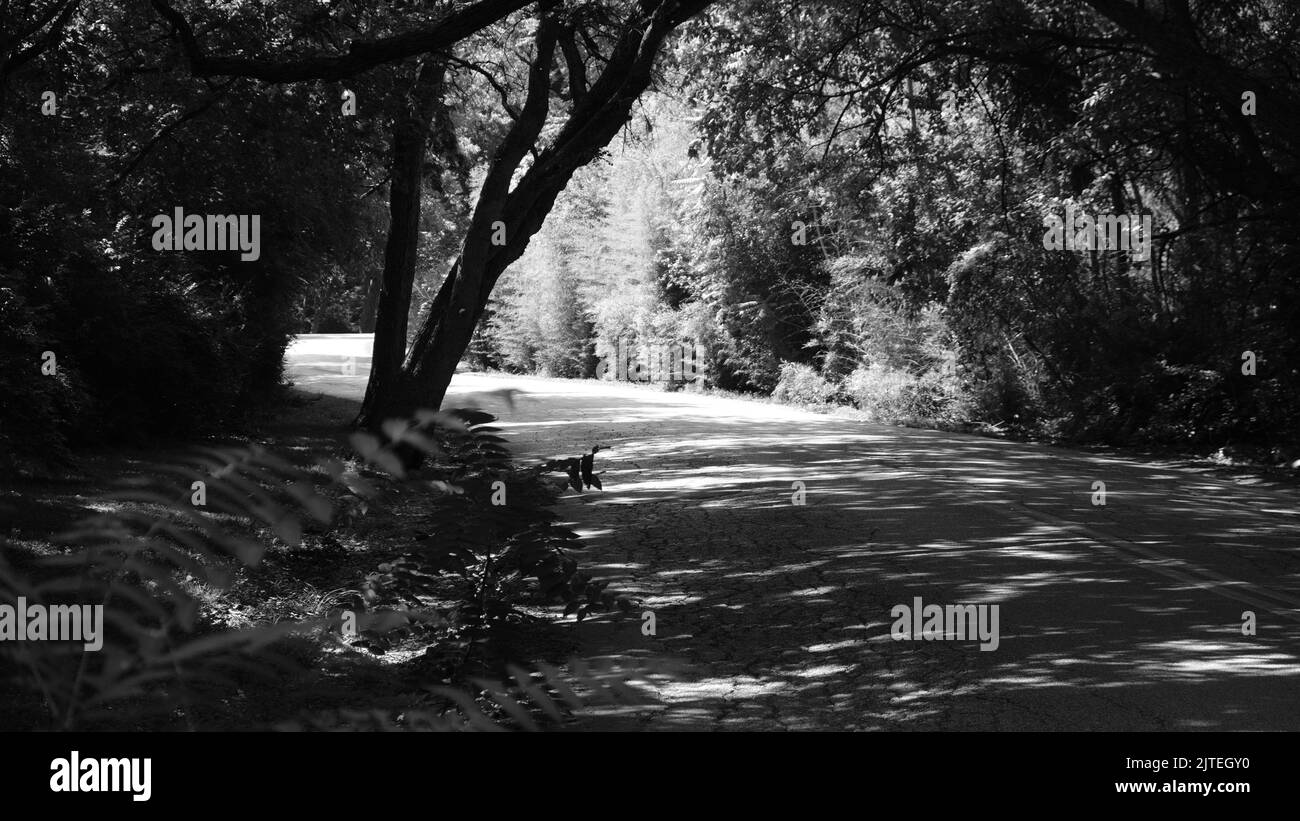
356, 60, 447, 426
357, 0, 709, 426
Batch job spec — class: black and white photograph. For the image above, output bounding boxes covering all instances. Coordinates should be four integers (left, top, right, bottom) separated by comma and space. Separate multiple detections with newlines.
0, 0, 1296, 797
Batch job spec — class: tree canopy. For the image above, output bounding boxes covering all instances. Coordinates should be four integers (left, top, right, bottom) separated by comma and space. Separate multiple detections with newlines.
2, 0, 1297, 469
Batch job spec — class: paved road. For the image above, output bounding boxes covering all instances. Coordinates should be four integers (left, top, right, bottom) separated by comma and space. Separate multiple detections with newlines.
287, 334, 1300, 730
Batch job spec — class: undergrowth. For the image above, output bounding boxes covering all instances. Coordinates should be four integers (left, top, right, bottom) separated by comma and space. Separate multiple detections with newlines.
0, 406, 654, 731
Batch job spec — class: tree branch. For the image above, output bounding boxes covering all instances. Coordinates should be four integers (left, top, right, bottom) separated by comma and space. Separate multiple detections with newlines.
149, 0, 537, 82
446, 54, 519, 118
112, 79, 236, 186
3, 0, 80, 76
558, 25, 588, 102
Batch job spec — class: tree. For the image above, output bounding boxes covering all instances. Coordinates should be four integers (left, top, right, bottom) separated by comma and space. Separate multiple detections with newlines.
1, 0, 399, 459
0, 0, 81, 118
359, 59, 453, 419
666, 0, 1300, 444
360, 0, 712, 425
148, 0, 536, 427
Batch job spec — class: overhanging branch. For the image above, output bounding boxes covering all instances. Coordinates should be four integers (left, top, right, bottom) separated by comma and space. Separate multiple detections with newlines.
149, 0, 537, 82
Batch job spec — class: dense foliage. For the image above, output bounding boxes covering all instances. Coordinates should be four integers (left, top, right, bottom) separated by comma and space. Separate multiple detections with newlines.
669, 0, 1300, 452
472, 0, 1299, 458
0, 406, 632, 730
1, 1, 400, 469
3, 0, 1296, 471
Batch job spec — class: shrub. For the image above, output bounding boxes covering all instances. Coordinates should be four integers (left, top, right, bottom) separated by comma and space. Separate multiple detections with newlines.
844, 362, 965, 425
0, 443, 331, 730
355, 412, 626, 628
0, 231, 296, 455
313, 304, 353, 334
0, 283, 88, 473
1, 407, 632, 730
771, 361, 837, 405
843, 363, 914, 422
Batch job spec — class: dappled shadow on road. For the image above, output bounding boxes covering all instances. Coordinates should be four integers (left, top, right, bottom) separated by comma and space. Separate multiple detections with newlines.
274, 357, 1300, 730
500, 391, 1300, 730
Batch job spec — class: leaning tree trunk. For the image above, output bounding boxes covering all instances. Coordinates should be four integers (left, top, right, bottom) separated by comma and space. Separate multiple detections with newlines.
356, 60, 447, 426
356, 0, 710, 427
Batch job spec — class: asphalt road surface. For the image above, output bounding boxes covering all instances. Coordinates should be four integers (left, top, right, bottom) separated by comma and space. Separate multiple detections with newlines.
287, 334, 1300, 730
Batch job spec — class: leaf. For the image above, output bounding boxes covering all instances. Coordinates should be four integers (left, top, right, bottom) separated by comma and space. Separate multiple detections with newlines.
339, 471, 378, 499
286, 480, 333, 524
231, 537, 265, 566
507, 664, 565, 723
452, 409, 496, 427
401, 430, 443, 458
425, 686, 506, 732
470, 680, 539, 732
413, 409, 469, 432
367, 448, 407, 478
381, 419, 411, 443
534, 662, 585, 711
348, 431, 383, 459
271, 514, 302, 547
